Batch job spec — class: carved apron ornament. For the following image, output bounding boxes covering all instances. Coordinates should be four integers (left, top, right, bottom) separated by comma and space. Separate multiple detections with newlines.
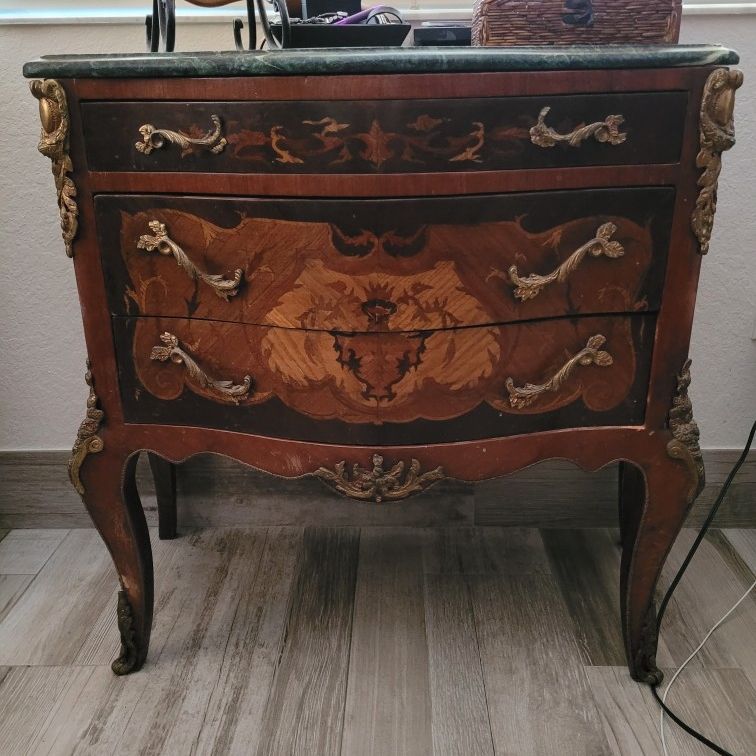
30, 79, 79, 258
315, 454, 445, 502
692, 68, 743, 254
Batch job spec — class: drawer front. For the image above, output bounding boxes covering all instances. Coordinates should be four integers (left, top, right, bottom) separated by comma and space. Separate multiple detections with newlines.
115, 313, 655, 445
81, 92, 687, 174
98, 188, 673, 331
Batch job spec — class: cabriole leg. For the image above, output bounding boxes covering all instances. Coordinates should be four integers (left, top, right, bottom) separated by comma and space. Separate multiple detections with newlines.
619, 451, 703, 683
76, 449, 153, 674
619, 360, 705, 682
68, 362, 153, 674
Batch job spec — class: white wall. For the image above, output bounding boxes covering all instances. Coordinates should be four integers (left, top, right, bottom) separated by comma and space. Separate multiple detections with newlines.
0, 15, 754, 451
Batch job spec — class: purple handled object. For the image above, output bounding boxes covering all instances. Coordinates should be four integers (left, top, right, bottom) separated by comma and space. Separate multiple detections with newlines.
334, 5, 403, 24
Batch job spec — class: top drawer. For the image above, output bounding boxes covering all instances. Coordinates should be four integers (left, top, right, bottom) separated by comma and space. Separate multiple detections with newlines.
80, 92, 688, 174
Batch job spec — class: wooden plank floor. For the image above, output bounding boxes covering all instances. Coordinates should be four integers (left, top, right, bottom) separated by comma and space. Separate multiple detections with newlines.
0, 526, 753, 756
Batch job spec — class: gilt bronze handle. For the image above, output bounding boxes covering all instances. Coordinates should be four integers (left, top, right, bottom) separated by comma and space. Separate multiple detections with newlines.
137, 220, 243, 301
505, 334, 613, 409
530, 106, 626, 148
508, 222, 625, 301
150, 332, 252, 404
135, 114, 227, 156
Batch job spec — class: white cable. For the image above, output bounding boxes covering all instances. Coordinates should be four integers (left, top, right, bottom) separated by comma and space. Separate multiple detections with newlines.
660, 578, 756, 755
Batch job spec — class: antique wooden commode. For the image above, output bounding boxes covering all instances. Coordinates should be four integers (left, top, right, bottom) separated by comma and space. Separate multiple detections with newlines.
23, 46, 740, 681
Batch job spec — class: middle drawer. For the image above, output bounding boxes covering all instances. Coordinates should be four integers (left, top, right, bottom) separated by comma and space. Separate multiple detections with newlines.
96, 187, 674, 331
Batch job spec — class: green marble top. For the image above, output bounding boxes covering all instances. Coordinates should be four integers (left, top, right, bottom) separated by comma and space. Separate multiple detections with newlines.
23, 45, 738, 79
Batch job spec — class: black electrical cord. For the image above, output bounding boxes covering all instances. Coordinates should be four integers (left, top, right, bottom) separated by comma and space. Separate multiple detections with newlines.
649, 418, 756, 755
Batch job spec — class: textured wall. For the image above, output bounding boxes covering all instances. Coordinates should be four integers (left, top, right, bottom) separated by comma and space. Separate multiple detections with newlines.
0, 16, 754, 450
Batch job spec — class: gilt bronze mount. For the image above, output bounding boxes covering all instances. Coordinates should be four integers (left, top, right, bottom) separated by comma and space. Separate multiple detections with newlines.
68, 361, 105, 496
30, 79, 78, 258
692, 67, 743, 254
315, 455, 445, 503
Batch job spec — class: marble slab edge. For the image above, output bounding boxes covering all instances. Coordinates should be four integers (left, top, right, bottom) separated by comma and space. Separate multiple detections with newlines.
23, 45, 739, 79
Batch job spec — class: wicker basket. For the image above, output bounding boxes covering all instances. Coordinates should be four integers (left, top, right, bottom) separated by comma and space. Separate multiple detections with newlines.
471, 0, 682, 46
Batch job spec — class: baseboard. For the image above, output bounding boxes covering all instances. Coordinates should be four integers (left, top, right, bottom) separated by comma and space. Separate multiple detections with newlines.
0, 449, 754, 529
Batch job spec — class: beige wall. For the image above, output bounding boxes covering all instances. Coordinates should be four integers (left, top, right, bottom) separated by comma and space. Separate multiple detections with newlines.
0, 15, 754, 451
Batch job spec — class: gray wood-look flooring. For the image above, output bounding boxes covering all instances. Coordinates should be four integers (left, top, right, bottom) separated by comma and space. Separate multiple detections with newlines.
0, 526, 754, 755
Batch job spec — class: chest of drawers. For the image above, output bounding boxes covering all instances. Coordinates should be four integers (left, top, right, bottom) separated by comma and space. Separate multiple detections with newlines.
24, 46, 740, 684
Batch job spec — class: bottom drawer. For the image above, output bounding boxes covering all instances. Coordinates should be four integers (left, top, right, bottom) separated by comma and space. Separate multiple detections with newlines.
114, 314, 655, 445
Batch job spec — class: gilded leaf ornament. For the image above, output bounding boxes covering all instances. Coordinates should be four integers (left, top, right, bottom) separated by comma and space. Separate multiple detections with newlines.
30, 79, 79, 258
315, 454, 445, 502
692, 68, 743, 254
666, 359, 705, 502
68, 360, 105, 495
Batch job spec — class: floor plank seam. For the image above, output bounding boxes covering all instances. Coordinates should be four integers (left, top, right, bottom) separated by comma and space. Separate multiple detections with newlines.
34, 530, 72, 578
1, 528, 754, 755
192, 528, 271, 755
464, 571, 498, 756
717, 531, 756, 582
252, 528, 306, 756
337, 527, 362, 756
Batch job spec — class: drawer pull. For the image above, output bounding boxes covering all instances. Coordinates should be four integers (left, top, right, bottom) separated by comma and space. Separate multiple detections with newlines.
150, 332, 252, 404
135, 114, 227, 156
137, 221, 243, 301
530, 107, 626, 148
505, 334, 613, 408
508, 222, 624, 301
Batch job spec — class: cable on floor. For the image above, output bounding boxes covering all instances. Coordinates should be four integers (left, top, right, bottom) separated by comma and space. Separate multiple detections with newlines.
659, 578, 756, 755
650, 418, 756, 756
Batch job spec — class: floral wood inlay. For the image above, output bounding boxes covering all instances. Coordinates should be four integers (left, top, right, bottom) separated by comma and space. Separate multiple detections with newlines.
227, 114, 486, 167
333, 330, 429, 403
118, 206, 656, 333
130, 314, 641, 426
117, 203, 653, 424
329, 225, 429, 258
315, 454, 445, 502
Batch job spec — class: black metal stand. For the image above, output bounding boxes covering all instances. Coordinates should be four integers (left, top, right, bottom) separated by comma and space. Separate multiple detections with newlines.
255, 0, 292, 49
145, 0, 176, 52
145, 0, 290, 52
233, 0, 258, 50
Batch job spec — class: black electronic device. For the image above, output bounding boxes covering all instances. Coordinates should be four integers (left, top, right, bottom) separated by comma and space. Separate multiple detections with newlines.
270, 21, 410, 47
413, 24, 472, 46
